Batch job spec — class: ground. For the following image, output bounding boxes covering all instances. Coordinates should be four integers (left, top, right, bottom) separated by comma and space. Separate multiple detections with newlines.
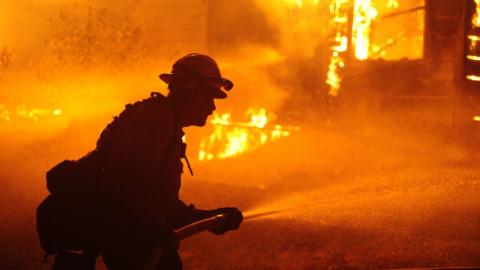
0, 117, 479, 269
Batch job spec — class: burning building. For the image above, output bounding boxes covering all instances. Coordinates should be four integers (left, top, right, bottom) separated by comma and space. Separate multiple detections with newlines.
325, 0, 480, 130
1, 2, 480, 270
1, 0, 479, 156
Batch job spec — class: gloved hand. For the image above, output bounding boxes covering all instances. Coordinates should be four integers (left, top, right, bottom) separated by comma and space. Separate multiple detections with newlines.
209, 207, 243, 235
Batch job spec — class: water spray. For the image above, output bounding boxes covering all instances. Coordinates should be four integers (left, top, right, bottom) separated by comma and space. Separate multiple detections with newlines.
143, 205, 312, 270
243, 203, 313, 221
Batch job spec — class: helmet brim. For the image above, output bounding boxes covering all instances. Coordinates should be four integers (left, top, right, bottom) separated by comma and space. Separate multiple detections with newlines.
159, 73, 231, 99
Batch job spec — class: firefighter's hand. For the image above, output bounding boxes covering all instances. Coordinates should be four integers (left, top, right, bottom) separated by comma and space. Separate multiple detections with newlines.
209, 207, 243, 235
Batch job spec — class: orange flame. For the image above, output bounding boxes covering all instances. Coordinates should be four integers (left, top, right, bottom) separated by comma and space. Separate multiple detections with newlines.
352, 0, 378, 60
198, 108, 299, 161
326, 0, 349, 96
467, 75, 480, 81
0, 104, 11, 122
473, 0, 480, 27
0, 104, 62, 122
293, 0, 321, 8
466, 0, 480, 81
387, 0, 399, 9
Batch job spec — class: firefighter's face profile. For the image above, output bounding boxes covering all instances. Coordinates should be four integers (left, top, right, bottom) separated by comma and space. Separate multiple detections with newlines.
186, 83, 216, 127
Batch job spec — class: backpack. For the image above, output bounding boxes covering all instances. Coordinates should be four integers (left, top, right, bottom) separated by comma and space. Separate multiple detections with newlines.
36, 93, 165, 256
36, 154, 105, 256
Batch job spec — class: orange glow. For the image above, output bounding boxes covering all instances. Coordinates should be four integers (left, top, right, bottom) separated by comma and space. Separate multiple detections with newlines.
198, 108, 299, 161
16, 106, 47, 122
469, 35, 480, 41
387, 0, 399, 9
352, 0, 378, 60
293, 0, 322, 8
368, 1, 425, 60
466, 0, 480, 81
473, 0, 480, 27
53, 108, 62, 116
326, 0, 349, 96
0, 104, 11, 121
467, 55, 480, 61
1, 2, 480, 270
469, 1, 480, 48
271, 0, 322, 8
0, 104, 63, 122
467, 75, 480, 82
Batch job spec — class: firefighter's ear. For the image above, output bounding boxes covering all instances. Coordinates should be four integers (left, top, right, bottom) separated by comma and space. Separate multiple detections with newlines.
192, 85, 207, 103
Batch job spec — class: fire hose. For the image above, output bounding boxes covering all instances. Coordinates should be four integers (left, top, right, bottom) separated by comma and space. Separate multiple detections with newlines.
143, 213, 231, 270
143, 208, 295, 270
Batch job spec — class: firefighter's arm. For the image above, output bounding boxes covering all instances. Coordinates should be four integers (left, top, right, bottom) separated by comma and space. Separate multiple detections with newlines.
169, 200, 243, 234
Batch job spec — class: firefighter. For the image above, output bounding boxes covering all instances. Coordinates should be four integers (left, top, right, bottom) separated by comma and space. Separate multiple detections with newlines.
47, 53, 243, 270
101, 53, 243, 270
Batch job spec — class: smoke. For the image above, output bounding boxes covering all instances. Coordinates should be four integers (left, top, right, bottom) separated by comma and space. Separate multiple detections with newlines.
1, 1, 480, 269
0, 0, 334, 130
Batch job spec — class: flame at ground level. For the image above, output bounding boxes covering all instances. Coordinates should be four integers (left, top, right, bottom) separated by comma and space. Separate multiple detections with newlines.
198, 108, 300, 161
0, 104, 62, 122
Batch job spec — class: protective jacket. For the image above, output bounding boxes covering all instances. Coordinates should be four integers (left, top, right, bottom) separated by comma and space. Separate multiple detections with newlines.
94, 92, 194, 249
